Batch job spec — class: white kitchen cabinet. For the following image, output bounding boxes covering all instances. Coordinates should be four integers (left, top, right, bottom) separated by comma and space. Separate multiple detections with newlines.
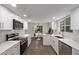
0, 5, 13, 30
72, 48, 79, 55
51, 36, 55, 50
27, 35, 31, 47
0, 41, 20, 55
0, 5, 25, 30
43, 35, 51, 46
27, 38, 31, 47
51, 37, 59, 54
71, 7, 79, 30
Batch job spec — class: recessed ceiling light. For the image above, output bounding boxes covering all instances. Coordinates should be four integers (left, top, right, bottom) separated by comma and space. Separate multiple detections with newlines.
28, 20, 31, 22
11, 4, 16, 7
52, 17, 56, 19
23, 14, 27, 17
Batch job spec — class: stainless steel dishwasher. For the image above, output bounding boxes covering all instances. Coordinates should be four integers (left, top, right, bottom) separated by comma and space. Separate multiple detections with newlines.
59, 41, 72, 55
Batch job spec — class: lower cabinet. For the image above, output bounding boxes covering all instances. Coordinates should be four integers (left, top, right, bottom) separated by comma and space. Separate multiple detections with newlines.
1, 42, 20, 55
59, 41, 72, 55
43, 35, 51, 46
51, 37, 79, 55
27, 36, 31, 47
51, 37, 59, 54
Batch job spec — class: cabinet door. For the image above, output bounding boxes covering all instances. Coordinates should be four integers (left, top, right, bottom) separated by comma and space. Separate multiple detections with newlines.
50, 37, 54, 47
28, 37, 31, 47
51, 37, 58, 54
1, 6, 13, 30
43, 35, 51, 46
52, 39, 55, 50
54, 38, 59, 54
43, 37, 46, 45
43, 37, 48, 45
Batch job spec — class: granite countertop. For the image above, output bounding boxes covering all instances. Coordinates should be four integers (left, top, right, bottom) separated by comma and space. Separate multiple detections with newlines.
51, 34, 79, 50
59, 39, 79, 50
0, 41, 20, 54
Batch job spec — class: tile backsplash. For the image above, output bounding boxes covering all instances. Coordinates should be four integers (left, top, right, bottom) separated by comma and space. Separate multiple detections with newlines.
63, 32, 73, 39
72, 30, 79, 42
63, 30, 79, 42
0, 30, 12, 44
0, 30, 26, 44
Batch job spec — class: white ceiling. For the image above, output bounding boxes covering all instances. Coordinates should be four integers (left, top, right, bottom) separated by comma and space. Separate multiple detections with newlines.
3, 4, 79, 23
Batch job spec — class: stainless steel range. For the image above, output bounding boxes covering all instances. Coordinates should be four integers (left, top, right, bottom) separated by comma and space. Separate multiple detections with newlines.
6, 33, 27, 55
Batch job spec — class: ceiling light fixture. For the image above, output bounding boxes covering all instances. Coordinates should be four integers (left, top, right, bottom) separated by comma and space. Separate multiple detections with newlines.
52, 17, 56, 19
23, 14, 27, 17
28, 20, 31, 22
11, 4, 16, 7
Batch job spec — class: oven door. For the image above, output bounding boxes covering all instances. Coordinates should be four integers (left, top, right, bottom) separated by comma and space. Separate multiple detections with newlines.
20, 38, 28, 55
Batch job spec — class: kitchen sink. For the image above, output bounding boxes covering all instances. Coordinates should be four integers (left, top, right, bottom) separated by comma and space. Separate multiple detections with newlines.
55, 36, 63, 39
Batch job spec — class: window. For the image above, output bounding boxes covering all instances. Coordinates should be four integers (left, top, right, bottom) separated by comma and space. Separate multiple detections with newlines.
60, 16, 73, 32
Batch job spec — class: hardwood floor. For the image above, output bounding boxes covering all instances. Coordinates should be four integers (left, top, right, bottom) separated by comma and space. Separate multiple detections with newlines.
23, 37, 56, 55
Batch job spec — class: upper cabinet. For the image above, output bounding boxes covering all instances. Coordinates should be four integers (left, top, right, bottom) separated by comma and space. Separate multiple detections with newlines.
0, 5, 28, 30
0, 5, 13, 30
71, 7, 79, 30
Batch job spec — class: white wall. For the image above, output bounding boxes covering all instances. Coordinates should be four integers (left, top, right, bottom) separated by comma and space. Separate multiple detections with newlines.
62, 7, 79, 42
72, 30, 79, 42
42, 23, 48, 33
71, 7, 79, 30
0, 5, 27, 43
28, 23, 35, 37
0, 30, 25, 43
56, 7, 79, 42
62, 31, 79, 42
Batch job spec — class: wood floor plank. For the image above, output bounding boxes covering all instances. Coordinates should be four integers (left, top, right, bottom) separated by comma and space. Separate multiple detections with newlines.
23, 38, 56, 55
